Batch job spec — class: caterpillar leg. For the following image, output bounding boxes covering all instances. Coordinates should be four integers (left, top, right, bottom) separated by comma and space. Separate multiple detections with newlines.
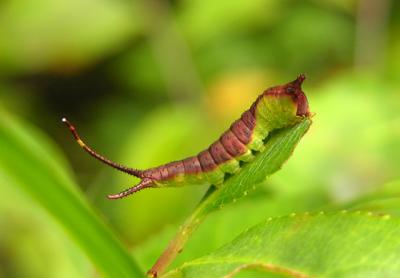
62, 117, 143, 178
107, 178, 154, 199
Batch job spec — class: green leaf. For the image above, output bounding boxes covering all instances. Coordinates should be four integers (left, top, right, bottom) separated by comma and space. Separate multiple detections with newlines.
0, 108, 143, 277
165, 212, 400, 278
133, 187, 330, 270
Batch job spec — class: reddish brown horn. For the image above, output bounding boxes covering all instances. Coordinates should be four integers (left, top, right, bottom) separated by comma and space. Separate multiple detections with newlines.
62, 117, 143, 178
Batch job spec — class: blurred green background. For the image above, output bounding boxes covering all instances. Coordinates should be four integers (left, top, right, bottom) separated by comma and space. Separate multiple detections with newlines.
1, 0, 400, 277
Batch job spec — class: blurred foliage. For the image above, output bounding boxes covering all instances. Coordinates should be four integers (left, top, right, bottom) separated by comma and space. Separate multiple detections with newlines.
0, 108, 142, 277
1, 0, 400, 277
0, 0, 139, 74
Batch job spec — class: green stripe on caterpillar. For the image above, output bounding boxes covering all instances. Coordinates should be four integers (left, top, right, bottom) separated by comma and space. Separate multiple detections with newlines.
62, 74, 311, 199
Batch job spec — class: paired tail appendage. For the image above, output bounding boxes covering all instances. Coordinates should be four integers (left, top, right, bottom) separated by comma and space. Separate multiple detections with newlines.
107, 178, 153, 199
62, 117, 153, 199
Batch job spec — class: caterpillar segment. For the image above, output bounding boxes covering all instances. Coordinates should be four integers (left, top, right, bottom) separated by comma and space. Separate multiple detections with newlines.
63, 74, 310, 199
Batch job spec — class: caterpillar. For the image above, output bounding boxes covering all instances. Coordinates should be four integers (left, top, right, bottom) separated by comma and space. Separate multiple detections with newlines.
62, 74, 310, 200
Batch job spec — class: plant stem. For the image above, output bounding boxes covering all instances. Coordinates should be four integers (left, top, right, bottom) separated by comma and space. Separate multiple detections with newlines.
147, 190, 212, 277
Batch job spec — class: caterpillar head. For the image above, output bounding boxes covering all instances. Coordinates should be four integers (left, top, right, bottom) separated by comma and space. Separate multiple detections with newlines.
263, 74, 310, 118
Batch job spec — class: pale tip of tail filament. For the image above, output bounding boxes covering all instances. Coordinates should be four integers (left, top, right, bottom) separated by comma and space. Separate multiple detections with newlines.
107, 194, 120, 200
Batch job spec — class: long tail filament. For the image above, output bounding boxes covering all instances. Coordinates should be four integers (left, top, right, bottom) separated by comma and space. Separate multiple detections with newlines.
62, 117, 143, 178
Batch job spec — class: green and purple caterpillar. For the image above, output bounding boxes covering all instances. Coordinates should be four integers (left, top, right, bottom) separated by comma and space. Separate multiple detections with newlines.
62, 74, 310, 199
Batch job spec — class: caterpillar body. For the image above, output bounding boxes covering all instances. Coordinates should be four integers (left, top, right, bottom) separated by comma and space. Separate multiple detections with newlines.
63, 74, 310, 199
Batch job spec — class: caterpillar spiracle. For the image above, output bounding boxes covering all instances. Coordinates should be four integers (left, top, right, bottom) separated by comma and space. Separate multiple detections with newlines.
62, 74, 311, 199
